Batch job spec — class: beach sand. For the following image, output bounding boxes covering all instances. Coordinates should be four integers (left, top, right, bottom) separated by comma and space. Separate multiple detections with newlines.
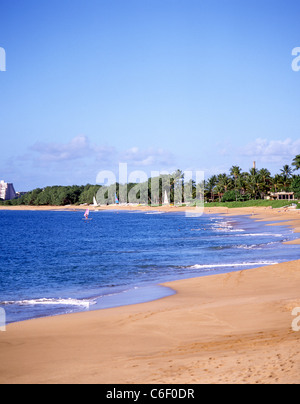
0, 207, 300, 384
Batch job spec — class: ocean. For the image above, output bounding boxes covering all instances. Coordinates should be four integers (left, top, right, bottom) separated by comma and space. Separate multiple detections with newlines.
0, 210, 299, 324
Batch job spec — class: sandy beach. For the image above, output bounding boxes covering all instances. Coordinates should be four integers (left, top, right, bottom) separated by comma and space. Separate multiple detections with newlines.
0, 206, 300, 384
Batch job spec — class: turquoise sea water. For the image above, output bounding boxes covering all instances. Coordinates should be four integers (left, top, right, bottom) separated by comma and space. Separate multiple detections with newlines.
0, 210, 299, 323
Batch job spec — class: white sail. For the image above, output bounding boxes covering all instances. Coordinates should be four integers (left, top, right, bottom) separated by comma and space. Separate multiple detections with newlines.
163, 190, 169, 205
93, 196, 98, 207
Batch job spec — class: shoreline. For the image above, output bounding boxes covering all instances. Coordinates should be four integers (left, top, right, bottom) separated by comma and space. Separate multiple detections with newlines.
1, 203, 300, 243
0, 208, 300, 383
2, 208, 298, 326
1, 260, 300, 384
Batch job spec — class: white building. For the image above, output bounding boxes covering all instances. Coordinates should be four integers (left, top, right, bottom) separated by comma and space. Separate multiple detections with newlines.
269, 192, 295, 201
0, 180, 16, 200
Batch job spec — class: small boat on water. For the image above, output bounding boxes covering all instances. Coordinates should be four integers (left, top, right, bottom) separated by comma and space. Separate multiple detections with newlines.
93, 196, 98, 207
163, 190, 169, 205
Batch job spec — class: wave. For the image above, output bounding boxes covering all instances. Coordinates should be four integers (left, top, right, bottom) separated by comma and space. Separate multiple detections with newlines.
235, 244, 263, 250
1, 286, 145, 310
186, 261, 278, 270
235, 241, 278, 250
211, 222, 245, 233
239, 233, 284, 237
145, 212, 165, 215
1, 297, 96, 309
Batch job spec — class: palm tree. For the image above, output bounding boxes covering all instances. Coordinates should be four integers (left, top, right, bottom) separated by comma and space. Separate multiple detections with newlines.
246, 176, 257, 199
206, 175, 218, 201
201, 159, 300, 203
214, 183, 224, 202
216, 174, 233, 201
249, 167, 258, 176
230, 166, 242, 201
247, 169, 263, 199
259, 168, 272, 199
281, 165, 293, 178
272, 174, 284, 193
217, 173, 233, 193
230, 166, 242, 178
292, 155, 300, 171
237, 173, 248, 199
259, 168, 271, 182
279, 165, 293, 191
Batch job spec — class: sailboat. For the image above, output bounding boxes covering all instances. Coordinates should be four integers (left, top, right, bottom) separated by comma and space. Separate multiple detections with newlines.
163, 190, 169, 205
93, 196, 98, 207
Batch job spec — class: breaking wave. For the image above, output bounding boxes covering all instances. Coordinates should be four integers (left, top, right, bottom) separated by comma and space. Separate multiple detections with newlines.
1, 297, 96, 309
185, 261, 278, 270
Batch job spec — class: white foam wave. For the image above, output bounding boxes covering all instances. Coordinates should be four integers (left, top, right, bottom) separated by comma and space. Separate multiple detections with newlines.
235, 244, 258, 250
235, 241, 277, 250
145, 212, 165, 215
2, 298, 96, 309
187, 261, 278, 270
239, 233, 284, 237
211, 222, 245, 233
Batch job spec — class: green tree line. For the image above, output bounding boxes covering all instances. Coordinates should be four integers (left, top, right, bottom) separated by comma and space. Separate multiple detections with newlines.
1, 155, 300, 206
206, 154, 300, 202
0, 184, 102, 206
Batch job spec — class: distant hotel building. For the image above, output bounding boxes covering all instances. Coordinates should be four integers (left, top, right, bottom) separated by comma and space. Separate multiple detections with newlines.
0, 180, 16, 200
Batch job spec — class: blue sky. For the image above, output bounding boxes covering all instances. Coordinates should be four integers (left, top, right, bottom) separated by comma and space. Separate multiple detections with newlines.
1, 0, 300, 190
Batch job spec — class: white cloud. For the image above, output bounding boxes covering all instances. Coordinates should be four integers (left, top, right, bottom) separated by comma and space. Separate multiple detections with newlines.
241, 138, 300, 163
30, 136, 174, 169
121, 146, 174, 167
31, 135, 92, 162
30, 135, 116, 164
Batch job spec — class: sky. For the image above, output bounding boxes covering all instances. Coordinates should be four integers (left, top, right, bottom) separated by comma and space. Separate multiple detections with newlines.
1, 0, 300, 191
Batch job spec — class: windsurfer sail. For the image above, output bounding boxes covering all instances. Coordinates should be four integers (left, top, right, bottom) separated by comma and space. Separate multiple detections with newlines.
115, 193, 119, 204
84, 209, 90, 220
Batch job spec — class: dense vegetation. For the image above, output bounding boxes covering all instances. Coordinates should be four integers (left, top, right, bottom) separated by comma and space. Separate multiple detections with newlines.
205, 161, 300, 203
1, 155, 300, 207
0, 184, 101, 206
